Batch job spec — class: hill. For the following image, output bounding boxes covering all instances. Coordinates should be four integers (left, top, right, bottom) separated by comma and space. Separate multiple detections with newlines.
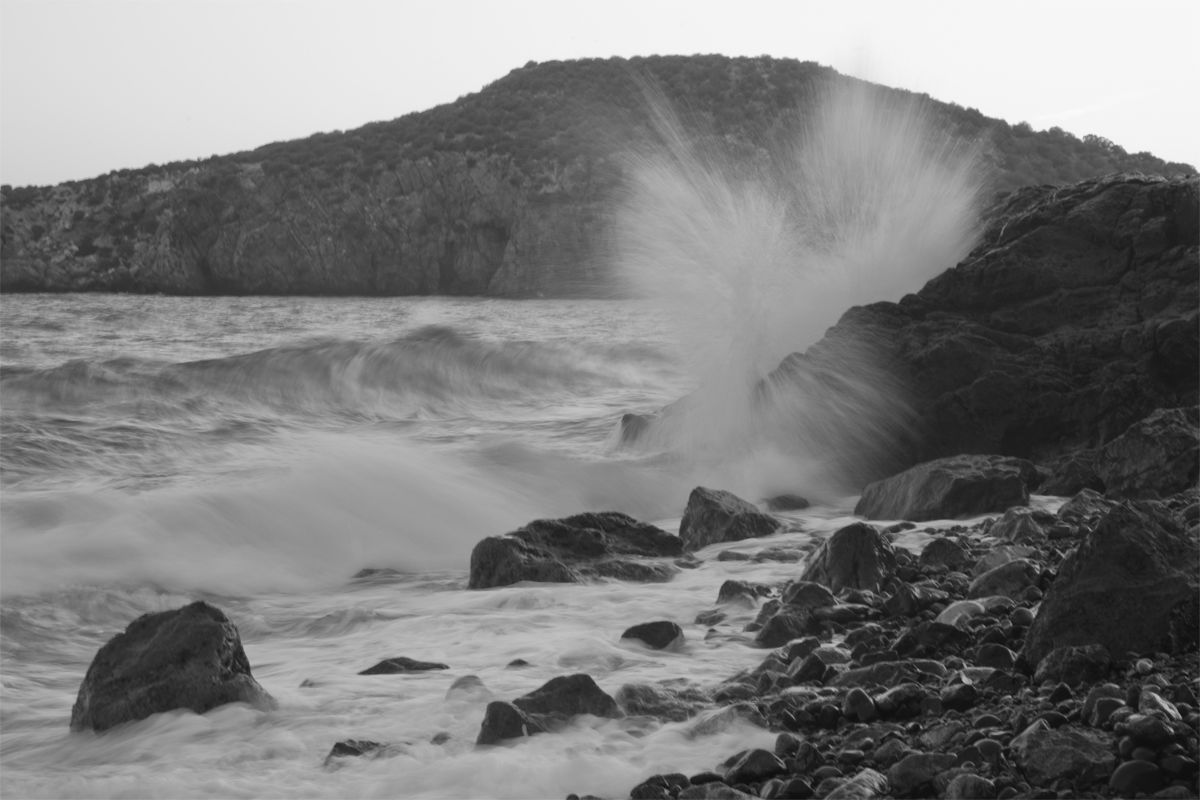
1, 55, 1194, 296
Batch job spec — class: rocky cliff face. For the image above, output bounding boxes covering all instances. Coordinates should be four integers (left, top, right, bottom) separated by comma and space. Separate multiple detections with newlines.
771, 173, 1198, 482
0, 152, 617, 296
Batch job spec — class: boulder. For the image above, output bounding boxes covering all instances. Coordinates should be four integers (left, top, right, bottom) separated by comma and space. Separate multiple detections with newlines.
678, 487, 781, 550
614, 682, 709, 722
620, 621, 684, 650
1094, 406, 1200, 499
467, 512, 681, 589
854, 455, 1035, 522
70, 601, 276, 732
987, 507, 1046, 544
1040, 449, 1104, 496
918, 537, 970, 573
475, 700, 548, 745
799, 522, 896, 593
1033, 644, 1111, 686
511, 673, 620, 719
1010, 723, 1116, 788
1022, 501, 1200, 666
967, 558, 1040, 600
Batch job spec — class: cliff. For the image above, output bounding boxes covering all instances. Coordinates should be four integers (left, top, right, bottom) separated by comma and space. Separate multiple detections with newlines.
1, 55, 1194, 296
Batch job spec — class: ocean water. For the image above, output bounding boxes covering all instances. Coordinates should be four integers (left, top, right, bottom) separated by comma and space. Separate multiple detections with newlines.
0, 293, 873, 800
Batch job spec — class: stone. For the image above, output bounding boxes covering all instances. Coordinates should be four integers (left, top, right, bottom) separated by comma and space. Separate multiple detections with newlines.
511, 674, 620, 719
359, 656, 449, 674
1021, 501, 1200, 666
716, 580, 760, 605
854, 455, 1035, 522
822, 768, 888, 799
944, 773, 996, 800
323, 739, 389, 767
780, 580, 837, 610
988, 507, 1046, 544
679, 487, 781, 550
919, 537, 971, 573
1033, 644, 1111, 686
842, 688, 877, 722
445, 675, 491, 701
936, 599, 987, 628
475, 700, 548, 745
967, 558, 1039, 600
755, 610, 817, 648
725, 748, 787, 784
1057, 488, 1116, 523
941, 683, 979, 712
887, 752, 956, 796
614, 683, 708, 722
1040, 450, 1104, 497
974, 644, 1018, 671
467, 512, 681, 589
677, 784, 758, 799
1095, 407, 1199, 499
70, 601, 276, 732
621, 621, 684, 650
1108, 759, 1166, 796
765, 494, 811, 511
1010, 723, 1116, 787
798, 522, 896, 593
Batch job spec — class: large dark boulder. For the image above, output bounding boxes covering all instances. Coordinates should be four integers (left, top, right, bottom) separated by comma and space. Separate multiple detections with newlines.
468, 512, 681, 589
620, 621, 684, 650
1094, 406, 1199, 499
854, 454, 1035, 521
799, 522, 897, 593
1022, 501, 1200, 667
511, 673, 621, 719
70, 601, 276, 732
678, 487, 781, 551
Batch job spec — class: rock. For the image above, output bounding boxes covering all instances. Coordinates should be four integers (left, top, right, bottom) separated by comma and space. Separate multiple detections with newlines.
323, 739, 389, 767
887, 752, 956, 796
943, 773, 996, 800
940, 683, 979, 712
831, 660, 947, 688
677, 784, 758, 800
614, 682, 709, 722
973, 644, 1018, 671
1010, 723, 1116, 787
1033, 644, 1111, 686
936, 599, 987, 628
1040, 450, 1104, 497
967, 558, 1039, 600
1056, 488, 1116, 523
621, 621, 684, 650
679, 487, 781, 550
1095, 407, 1200, 499
511, 674, 620, 720
873, 683, 928, 718
755, 610, 817, 648
467, 512, 681, 589
1021, 501, 1200, 666
822, 767, 889, 799
1082, 684, 1126, 726
970, 544, 1036, 576
475, 700, 548, 745
798, 522, 896, 593
445, 675, 491, 701
842, 688, 877, 722
919, 537, 971, 573
358, 656, 449, 674
780, 580, 837, 610
987, 507, 1046, 544
716, 580, 759, 606
1108, 759, 1165, 796
725, 748, 787, 784
765, 494, 810, 511
854, 455, 1035, 522
70, 601, 276, 732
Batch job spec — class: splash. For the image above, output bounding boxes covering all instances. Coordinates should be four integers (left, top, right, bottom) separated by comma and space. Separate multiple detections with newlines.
614, 78, 984, 495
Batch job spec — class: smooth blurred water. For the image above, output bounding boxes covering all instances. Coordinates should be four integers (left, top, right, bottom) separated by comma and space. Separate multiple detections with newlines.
0, 293, 859, 799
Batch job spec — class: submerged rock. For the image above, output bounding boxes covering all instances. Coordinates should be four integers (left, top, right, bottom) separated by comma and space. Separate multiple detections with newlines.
511, 673, 621, 719
476, 700, 548, 746
621, 621, 684, 650
468, 512, 681, 589
70, 601, 276, 732
679, 487, 781, 551
1021, 501, 1200, 666
358, 656, 449, 675
854, 454, 1036, 522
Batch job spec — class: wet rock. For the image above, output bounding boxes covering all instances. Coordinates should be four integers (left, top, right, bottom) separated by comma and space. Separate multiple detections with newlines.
919, 537, 971, 573
943, 772, 995, 800
1033, 644, 1111, 686
505, 658, 531, 669
888, 752, 956, 797
70, 601, 276, 732
798, 522, 897, 593
842, 687, 877, 722
974, 644, 1018, 671
936, 599, 987, 628
476, 700, 548, 745
941, 683, 979, 712
1010, 723, 1116, 787
323, 739, 390, 767
725, 748, 787, 784
1057, 488, 1116, 524
967, 558, 1039, 600
359, 656, 449, 674
716, 580, 759, 606
511, 673, 620, 719
1108, 759, 1166, 796
621, 621, 684, 650
1021, 501, 1200, 666
679, 487, 781, 550
755, 610, 817, 648
831, 659, 947, 688
873, 683, 927, 718
854, 454, 1035, 522
1040, 450, 1104, 497
780, 580, 836, 610
970, 544, 1036, 577
1095, 407, 1199, 499
1082, 684, 1126, 727
615, 682, 709, 722
988, 507, 1046, 544
445, 675, 491, 701
765, 494, 810, 511
822, 767, 888, 799
677, 783, 757, 799
468, 512, 682, 589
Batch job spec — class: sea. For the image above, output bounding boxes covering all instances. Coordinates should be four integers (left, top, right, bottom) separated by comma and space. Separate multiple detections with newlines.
0, 293, 886, 800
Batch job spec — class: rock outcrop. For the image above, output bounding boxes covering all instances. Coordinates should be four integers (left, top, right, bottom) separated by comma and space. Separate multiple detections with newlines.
70, 601, 276, 732
468, 512, 681, 589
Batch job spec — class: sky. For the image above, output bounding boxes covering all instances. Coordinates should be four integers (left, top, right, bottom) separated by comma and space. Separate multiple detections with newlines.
1, 0, 1197, 187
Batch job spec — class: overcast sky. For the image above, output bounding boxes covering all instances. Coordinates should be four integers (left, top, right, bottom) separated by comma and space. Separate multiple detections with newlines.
2, 0, 1197, 187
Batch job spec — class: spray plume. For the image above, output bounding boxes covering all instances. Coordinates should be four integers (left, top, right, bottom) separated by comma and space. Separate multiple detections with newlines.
614, 77, 984, 496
